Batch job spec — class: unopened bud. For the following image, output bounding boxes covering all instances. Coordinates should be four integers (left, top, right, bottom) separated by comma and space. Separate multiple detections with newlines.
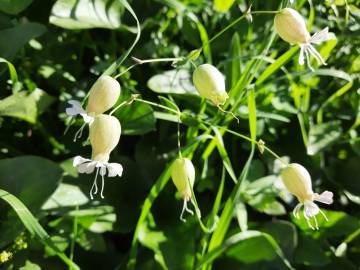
89, 114, 121, 162
280, 163, 313, 203
274, 8, 310, 44
193, 64, 228, 106
171, 158, 195, 201
86, 75, 121, 114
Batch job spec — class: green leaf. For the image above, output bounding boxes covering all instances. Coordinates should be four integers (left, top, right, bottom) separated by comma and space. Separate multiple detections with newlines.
0, 189, 79, 269
49, 0, 124, 29
307, 121, 342, 155
247, 87, 257, 141
147, 69, 198, 95
0, 57, 19, 93
256, 47, 298, 86
42, 183, 89, 210
213, 0, 235, 12
115, 100, 156, 135
0, 22, 46, 61
19, 260, 41, 270
0, 156, 62, 246
0, 89, 55, 123
225, 33, 241, 90
294, 235, 330, 266
0, 0, 33, 15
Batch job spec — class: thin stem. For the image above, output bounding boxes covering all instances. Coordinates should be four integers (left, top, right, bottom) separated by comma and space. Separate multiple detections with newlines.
114, 57, 183, 79
177, 116, 182, 158
69, 205, 79, 270
134, 98, 180, 115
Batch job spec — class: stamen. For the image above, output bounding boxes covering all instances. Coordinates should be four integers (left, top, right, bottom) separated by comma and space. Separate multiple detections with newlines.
304, 46, 314, 71
217, 105, 240, 124
73, 122, 87, 142
180, 199, 188, 222
100, 171, 105, 199
313, 216, 319, 230
303, 209, 315, 230
89, 167, 99, 200
308, 44, 326, 65
293, 203, 302, 219
319, 209, 329, 222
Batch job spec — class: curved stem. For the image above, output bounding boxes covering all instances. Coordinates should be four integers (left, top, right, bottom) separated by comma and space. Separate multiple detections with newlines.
114, 57, 183, 79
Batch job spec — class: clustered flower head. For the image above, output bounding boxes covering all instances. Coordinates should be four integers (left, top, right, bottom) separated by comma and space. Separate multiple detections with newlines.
171, 157, 196, 222
67, 75, 123, 199
280, 163, 333, 230
274, 8, 332, 70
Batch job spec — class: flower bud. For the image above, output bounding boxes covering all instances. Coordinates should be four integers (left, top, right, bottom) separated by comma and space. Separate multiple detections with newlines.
171, 158, 195, 200
274, 8, 310, 44
86, 75, 121, 114
280, 163, 313, 203
193, 64, 228, 106
89, 114, 121, 163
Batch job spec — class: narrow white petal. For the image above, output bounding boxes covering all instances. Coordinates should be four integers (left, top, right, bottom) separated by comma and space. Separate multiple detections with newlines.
80, 113, 94, 124
310, 27, 329, 45
73, 156, 91, 167
106, 163, 123, 177
314, 191, 333, 204
293, 203, 303, 219
304, 200, 320, 218
299, 45, 305, 66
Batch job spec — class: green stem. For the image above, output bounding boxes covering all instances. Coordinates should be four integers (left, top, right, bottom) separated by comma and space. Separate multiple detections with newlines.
69, 205, 79, 270
114, 57, 183, 78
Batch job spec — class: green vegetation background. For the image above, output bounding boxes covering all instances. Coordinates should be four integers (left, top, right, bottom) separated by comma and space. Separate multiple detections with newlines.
0, 0, 359, 269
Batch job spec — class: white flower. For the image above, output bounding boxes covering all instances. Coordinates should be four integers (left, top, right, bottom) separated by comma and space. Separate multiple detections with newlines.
274, 8, 333, 70
73, 156, 123, 199
171, 158, 196, 222
280, 163, 333, 229
73, 114, 122, 199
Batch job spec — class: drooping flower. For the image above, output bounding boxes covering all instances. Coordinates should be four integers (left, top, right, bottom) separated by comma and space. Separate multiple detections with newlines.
73, 114, 123, 199
192, 64, 229, 106
66, 75, 121, 140
280, 163, 333, 229
274, 8, 332, 70
171, 157, 196, 222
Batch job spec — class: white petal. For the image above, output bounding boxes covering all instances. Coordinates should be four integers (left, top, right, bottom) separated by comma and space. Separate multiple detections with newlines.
310, 27, 330, 45
81, 113, 94, 124
78, 161, 97, 174
304, 200, 320, 218
96, 163, 107, 176
106, 163, 123, 177
73, 156, 91, 167
66, 100, 86, 116
299, 45, 305, 66
314, 191, 333, 205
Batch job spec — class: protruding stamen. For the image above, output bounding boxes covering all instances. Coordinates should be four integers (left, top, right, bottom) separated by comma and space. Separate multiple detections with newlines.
304, 47, 314, 71
313, 216, 319, 230
319, 209, 329, 222
293, 203, 302, 219
307, 44, 326, 65
217, 105, 240, 124
90, 167, 99, 200
73, 122, 87, 142
180, 199, 188, 222
100, 172, 105, 199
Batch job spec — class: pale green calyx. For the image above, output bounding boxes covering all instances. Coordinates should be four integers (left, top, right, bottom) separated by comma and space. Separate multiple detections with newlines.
86, 75, 121, 114
193, 64, 228, 106
89, 114, 121, 163
280, 163, 333, 230
171, 157, 196, 222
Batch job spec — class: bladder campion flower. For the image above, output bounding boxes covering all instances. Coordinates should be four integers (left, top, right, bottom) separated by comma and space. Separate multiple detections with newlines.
280, 163, 333, 229
66, 75, 121, 140
73, 114, 123, 199
171, 157, 196, 222
193, 64, 228, 106
274, 8, 332, 70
